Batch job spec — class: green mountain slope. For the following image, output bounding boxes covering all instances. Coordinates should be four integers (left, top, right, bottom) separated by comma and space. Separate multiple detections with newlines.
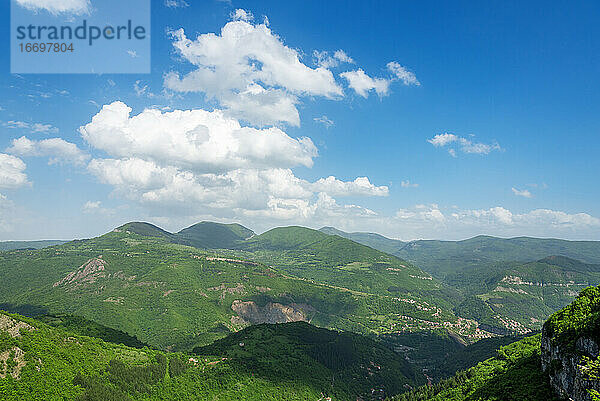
318, 228, 600, 280
236, 226, 459, 307
397, 235, 600, 279
176, 221, 255, 249
398, 286, 600, 401
195, 321, 425, 400
320, 226, 405, 255
116, 222, 177, 242
0, 311, 423, 400
0, 224, 475, 352
393, 334, 559, 401
455, 256, 600, 334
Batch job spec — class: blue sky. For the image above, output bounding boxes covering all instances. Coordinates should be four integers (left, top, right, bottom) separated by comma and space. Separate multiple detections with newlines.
0, 0, 599, 241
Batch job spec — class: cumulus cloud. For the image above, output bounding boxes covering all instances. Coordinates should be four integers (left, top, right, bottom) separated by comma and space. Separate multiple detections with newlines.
231, 8, 253, 21
428, 133, 502, 156
82, 200, 115, 215
5, 120, 59, 134
80, 102, 317, 172
311, 176, 388, 197
163, 13, 342, 126
7, 136, 90, 166
313, 50, 354, 69
15, 0, 91, 15
340, 69, 390, 98
341, 62, 419, 98
0, 154, 29, 189
313, 115, 334, 128
358, 204, 600, 240
80, 101, 387, 225
512, 187, 533, 198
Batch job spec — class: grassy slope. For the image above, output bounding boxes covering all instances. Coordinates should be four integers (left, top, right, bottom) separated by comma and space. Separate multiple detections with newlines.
0, 312, 421, 401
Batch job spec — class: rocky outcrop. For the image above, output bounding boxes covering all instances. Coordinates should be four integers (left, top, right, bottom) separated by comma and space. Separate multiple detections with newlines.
231, 300, 314, 325
541, 330, 600, 401
0, 314, 35, 337
53, 257, 107, 288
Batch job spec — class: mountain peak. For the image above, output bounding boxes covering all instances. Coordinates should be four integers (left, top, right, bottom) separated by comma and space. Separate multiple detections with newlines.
176, 221, 254, 249
115, 222, 174, 239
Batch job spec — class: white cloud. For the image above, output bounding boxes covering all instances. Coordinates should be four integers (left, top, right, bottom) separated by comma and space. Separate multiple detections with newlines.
387, 62, 420, 86
313, 115, 334, 128
82, 200, 114, 215
15, 0, 91, 15
0, 154, 29, 189
428, 133, 502, 156
401, 180, 418, 188
231, 8, 253, 21
164, 0, 189, 8
80, 101, 388, 226
340, 69, 390, 98
133, 81, 157, 98
7, 136, 90, 166
370, 204, 600, 240
163, 14, 342, 126
5, 120, 59, 134
80, 101, 318, 172
341, 61, 419, 98
512, 187, 533, 198
313, 50, 354, 69
311, 176, 388, 197
127, 50, 139, 58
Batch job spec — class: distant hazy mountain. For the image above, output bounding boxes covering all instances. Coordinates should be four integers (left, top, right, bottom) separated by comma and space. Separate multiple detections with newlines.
0, 240, 67, 251
319, 226, 405, 255
319, 227, 600, 278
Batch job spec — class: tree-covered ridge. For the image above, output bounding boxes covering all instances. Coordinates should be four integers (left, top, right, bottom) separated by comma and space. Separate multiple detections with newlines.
543, 285, 600, 349
392, 334, 560, 401
0, 311, 423, 401
36, 314, 149, 349
454, 258, 600, 335
195, 321, 425, 400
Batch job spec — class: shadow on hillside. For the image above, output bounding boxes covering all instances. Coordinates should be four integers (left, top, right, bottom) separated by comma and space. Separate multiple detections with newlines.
470, 353, 560, 401
0, 303, 49, 316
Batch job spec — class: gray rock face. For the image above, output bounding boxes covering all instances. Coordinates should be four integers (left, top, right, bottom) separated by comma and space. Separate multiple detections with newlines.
231, 300, 314, 325
541, 330, 600, 401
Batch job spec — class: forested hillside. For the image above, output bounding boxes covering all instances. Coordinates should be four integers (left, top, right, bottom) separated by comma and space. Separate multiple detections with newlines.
0, 311, 423, 400
0, 223, 482, 353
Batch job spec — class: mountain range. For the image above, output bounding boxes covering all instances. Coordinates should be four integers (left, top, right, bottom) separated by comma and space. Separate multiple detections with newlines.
1, 221, 600, 399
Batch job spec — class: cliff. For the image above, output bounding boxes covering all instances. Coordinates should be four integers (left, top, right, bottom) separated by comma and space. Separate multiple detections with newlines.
541, 286, 600, 401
